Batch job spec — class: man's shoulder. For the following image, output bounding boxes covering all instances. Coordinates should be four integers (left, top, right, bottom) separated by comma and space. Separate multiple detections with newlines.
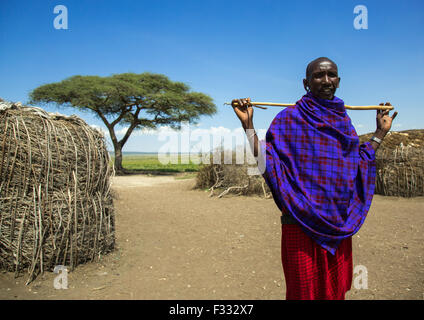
272, 105, 299, 122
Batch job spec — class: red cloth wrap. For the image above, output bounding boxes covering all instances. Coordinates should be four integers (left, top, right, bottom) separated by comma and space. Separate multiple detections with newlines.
281, 223, 353, 300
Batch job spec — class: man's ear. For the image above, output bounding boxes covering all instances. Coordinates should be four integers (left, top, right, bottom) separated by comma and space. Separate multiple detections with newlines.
336, 77, 341, 88
303, 78, 309, 91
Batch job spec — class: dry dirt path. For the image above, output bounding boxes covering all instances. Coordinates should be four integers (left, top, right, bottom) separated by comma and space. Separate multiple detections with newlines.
1, 174, 423, 299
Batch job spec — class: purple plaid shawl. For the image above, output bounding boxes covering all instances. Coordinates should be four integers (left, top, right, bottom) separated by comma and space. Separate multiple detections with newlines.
262, 92, 376, 254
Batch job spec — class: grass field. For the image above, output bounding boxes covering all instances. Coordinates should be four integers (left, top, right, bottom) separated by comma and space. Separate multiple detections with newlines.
110, 153, 201, 173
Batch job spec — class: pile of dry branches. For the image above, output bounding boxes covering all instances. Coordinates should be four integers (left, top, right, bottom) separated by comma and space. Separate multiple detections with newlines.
0, 99, 115, 284
195, 150, 272, 198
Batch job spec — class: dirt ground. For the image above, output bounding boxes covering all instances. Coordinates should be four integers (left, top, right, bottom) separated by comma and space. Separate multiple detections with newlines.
1, 174, 423, 300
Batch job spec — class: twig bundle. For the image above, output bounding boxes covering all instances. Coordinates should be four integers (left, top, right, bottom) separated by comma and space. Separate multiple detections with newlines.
195, 149, 271, 199
0, 99, 115, 284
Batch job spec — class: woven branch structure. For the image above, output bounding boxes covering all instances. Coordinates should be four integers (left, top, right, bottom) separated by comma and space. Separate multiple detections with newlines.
374, 144, 424, 197
0, 99, 115, 284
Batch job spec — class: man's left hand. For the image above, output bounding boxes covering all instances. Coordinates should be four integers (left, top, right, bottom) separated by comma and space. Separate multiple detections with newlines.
376, 102, 398, 137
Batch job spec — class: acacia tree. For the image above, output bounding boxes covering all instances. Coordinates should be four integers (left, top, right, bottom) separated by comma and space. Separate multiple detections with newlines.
29, 73, 216, 174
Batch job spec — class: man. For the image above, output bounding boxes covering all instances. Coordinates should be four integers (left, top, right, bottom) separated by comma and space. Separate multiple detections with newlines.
231, 57, 398, 300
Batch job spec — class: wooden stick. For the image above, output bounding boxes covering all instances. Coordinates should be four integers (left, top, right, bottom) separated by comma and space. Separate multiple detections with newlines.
225, 102, 394, 110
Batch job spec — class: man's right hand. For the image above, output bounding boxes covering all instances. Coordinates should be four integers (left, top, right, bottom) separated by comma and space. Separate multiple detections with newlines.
231, 97, 254, 129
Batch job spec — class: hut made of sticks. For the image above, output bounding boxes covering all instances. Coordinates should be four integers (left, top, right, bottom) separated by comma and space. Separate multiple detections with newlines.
360, 130, 424, 197
0, 98, 115, 284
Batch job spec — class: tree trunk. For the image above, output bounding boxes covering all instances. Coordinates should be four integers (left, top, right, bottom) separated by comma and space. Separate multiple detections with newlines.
95, 108, 139, 176
113, 143, 126, 175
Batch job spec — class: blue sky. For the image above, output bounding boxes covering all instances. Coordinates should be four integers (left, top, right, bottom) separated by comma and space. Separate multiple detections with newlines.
1, 0, 423, 152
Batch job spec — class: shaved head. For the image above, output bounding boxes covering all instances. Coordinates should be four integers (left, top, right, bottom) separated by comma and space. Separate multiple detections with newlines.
306, 57, 338, 79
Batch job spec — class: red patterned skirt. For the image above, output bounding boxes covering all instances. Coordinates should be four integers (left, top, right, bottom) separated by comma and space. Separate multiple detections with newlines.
281, 224, 353, 300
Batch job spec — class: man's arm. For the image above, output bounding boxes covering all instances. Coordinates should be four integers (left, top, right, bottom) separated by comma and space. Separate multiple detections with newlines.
244, 125, 259, 158
231, 98, 260, 157
369, 129, 387, 151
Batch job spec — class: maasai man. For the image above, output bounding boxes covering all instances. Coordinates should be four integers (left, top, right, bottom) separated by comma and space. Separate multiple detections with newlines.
231, 57, 398, 300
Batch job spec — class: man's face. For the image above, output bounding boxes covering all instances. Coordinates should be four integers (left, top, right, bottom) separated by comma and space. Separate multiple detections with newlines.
304, 60, 340, 100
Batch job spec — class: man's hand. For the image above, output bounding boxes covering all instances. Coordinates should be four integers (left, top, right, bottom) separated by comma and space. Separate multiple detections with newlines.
232, 98, 254, 129
370, 102, 398, 151
375, 102, 398, 138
